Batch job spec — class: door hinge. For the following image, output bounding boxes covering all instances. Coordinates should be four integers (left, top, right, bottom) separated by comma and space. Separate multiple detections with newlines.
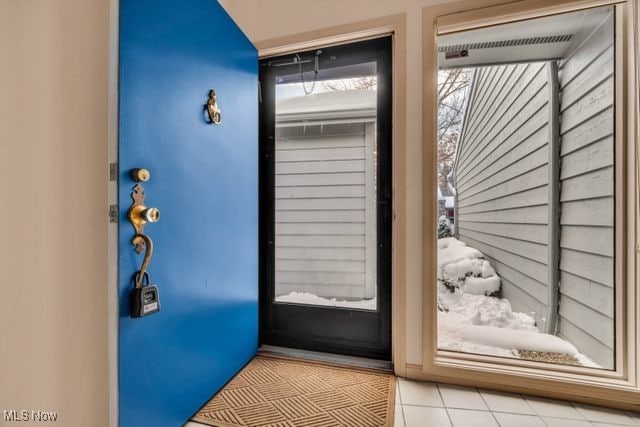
109, 163, 118, 181
109, 204, 118, 223
258, 80, 262, 104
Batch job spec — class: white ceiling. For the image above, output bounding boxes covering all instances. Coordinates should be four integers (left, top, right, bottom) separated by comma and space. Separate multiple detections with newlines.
438, 5, 613, 68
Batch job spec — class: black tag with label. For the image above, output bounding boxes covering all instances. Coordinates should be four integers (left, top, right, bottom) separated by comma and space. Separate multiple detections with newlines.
130, 272, 161, 318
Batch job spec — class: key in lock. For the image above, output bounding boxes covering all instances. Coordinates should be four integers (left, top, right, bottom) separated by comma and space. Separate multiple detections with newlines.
130, 271, 161, 318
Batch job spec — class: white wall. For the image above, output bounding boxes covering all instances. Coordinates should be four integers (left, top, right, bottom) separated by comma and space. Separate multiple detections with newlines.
0, 1, 110, 425
219, 0, 453, 365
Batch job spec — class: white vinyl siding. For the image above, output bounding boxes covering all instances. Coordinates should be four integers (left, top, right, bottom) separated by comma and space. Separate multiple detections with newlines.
557, 11, 614, 368
274, 122, 376, 299
455, 62, 552, 330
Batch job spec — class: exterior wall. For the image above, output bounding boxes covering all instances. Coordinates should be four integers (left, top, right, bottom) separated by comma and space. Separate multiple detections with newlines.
454, 62, 552, 330
0, 1, 109, 425
275, 122, 377, 299
557, 11, 615, 368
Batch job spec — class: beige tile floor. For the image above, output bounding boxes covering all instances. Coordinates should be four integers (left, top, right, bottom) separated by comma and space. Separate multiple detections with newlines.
185, 378, 640, 427
394, 379, 640, 427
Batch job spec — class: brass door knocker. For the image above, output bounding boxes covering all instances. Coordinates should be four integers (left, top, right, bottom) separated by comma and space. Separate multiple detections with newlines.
206, 90, 222, 125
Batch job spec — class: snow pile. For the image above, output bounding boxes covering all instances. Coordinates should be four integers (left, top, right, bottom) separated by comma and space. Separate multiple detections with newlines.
438, 285, 537, 331
437, 237, 597, 367
276, 292, 376, 310
438, 237, 500, 295
439, 321, 580, 356
437, 281, 584, 357
465, 276, 501, 295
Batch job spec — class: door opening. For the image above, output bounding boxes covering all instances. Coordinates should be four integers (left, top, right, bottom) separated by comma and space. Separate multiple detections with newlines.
259, 37, 393, 360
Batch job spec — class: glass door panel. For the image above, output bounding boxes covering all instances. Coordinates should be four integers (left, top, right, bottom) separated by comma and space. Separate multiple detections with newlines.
273, 63, 378, 311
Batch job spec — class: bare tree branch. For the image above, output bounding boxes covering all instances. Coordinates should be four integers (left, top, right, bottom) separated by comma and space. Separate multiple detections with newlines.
323, 77, 377, 91
437, 69, 471, 188
322, 71, 472, 189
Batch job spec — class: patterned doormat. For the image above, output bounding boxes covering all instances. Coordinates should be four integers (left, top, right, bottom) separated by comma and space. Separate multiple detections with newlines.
192, 355, 396, 427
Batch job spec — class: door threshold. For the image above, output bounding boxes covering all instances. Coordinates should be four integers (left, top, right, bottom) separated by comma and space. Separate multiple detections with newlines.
258, 345, 393, 372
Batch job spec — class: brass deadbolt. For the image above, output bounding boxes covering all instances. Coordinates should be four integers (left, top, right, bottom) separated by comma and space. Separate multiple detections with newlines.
131, 168, 150, 182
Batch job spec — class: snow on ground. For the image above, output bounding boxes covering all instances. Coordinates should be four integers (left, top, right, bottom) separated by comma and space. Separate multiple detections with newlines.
437, 237, 598, 367
276, 292, 376, 310
439, 283, 537, 331
272, 237, 599, 367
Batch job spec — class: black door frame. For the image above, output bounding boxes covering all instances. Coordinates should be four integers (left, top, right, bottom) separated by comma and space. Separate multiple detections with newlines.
259, 37, 393, 360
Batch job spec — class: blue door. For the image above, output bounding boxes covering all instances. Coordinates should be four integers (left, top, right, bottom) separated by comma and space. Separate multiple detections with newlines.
118, 1, 258, 426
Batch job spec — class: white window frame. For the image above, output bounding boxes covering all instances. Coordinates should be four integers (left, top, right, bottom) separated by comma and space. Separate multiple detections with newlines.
420, 0, 639, 410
